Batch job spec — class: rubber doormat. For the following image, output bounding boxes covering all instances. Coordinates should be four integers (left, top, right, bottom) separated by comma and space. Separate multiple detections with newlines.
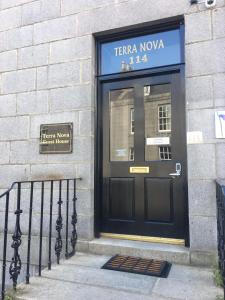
102, 254, 171, 278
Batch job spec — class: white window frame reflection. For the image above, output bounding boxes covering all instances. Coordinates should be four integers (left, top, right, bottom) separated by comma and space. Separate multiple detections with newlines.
130, 108, 134, 135
159, 146, 172, 160
158, 104, 171, 132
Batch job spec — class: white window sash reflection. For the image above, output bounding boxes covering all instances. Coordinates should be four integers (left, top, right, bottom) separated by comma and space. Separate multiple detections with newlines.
130, 108, 134, 135
158, 104, 171, 132
159, 146, 171, 160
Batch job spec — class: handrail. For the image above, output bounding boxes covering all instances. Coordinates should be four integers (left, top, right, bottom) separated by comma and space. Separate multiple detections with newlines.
0, 178, 82, 198
0, 178, 81, 299
0, 182, 18, 198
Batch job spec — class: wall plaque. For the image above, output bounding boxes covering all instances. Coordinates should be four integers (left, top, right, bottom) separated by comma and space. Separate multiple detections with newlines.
40, 123, 73, 154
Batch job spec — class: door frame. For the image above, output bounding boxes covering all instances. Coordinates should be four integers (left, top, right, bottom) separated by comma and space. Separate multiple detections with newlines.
94, 20, 189, 247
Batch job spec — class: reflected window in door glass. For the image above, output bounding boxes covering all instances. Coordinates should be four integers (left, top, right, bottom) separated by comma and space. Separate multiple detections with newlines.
158, 104, 171, 132
110, 88, 134, 161
159, 146, 171, 160
144, 84, 172, 161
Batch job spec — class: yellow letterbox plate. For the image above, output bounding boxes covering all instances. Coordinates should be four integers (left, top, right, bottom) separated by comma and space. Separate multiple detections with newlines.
130, 167, 149, 174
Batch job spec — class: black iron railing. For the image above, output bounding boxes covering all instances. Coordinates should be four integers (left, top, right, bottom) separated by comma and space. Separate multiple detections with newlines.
0, 178, 81, 300
216, 180, 225, 299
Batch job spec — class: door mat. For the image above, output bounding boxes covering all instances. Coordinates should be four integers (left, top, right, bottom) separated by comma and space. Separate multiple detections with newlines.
102, 254, 171, 278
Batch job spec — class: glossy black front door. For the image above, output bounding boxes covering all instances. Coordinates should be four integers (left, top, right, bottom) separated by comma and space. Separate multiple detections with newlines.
100, 73, 187, 239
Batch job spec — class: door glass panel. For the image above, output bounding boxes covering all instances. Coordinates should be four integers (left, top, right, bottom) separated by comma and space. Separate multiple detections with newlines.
110, 88, 134, 161
144, 84, 172, 161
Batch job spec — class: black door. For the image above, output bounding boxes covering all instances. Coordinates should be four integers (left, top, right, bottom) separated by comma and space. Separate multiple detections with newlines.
100, 73, 187, 239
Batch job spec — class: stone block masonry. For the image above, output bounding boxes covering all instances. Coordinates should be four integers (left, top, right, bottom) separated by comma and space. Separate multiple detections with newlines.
185, 3, 225, 254
0, 0, 223, 263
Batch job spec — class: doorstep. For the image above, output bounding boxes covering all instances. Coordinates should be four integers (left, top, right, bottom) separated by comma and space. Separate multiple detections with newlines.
77, 237, 190, 265
76, 238, 217, 267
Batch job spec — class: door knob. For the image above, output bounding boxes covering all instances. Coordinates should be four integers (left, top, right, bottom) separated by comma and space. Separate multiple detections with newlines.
169, 163, 181, 178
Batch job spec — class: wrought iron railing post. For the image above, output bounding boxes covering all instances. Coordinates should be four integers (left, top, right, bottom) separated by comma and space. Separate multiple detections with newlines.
39, 182, 44, 276
222, 186, 225, 300
9, 182, 23, 290
1, 192, 10, 300
70, 179, 78, 256
65, 180, 69, 258
26, 181, 34, 284
48, 181, 54, 270
216, 181, 225, 299
55, 180, 63, 264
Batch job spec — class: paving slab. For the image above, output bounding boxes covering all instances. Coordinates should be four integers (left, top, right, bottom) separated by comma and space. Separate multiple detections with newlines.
15, 252, 223, 300
41, 264, 157, 295
152, 276, 222, 300
15, 277, 174, 300
169, 264, 216, 285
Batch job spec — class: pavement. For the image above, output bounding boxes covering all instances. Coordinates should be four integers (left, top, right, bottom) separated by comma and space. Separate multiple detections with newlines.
14, 252, 223, 300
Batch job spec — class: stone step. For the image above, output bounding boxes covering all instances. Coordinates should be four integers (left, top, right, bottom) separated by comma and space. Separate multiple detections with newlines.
15, 276, 170, 300
77, 237, 191, 265
41, 256, 157, 295
14, 252, 222, 300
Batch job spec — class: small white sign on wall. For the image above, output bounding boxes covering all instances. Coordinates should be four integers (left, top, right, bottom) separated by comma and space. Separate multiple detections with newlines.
146, 137, 170, 145
116, 149, 127, 157
215, 111, 225, 138
187, 131, 203, 144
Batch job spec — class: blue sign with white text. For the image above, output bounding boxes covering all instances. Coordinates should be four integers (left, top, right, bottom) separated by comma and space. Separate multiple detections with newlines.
101, 29, 182, 75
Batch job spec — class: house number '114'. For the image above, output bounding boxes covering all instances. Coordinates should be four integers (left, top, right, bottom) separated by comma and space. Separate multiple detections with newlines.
129, 54, 148, 65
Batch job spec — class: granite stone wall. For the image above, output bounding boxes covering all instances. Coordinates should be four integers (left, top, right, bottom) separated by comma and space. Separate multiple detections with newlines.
0, 0, 224, 259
